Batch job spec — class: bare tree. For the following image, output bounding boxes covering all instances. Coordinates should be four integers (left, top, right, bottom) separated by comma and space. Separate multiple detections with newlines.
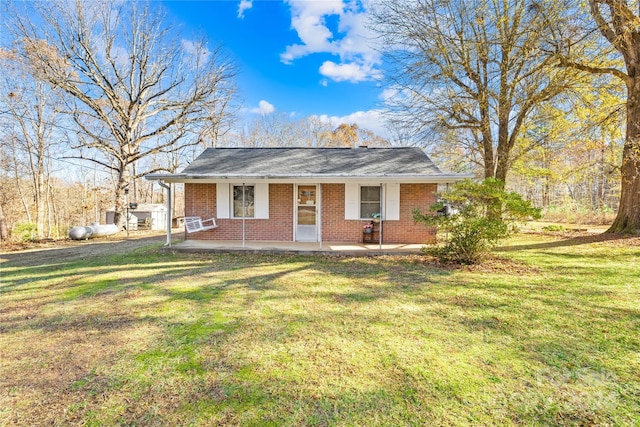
370, 0, 580, 185
226, 114, 333, 147
297, 116, 333, 147
5, 0, 237, 227
0, 148, 11, 241
251, 112, 300, 147
0, 49, 63, 238
0, 201, 7, 241
225, 115, 391, 149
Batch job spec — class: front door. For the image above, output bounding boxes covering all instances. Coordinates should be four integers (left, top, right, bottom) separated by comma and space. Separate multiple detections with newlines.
296, 185, 317, 242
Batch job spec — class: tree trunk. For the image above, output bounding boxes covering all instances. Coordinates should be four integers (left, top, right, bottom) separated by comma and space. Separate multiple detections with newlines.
479, 97, 495, 180
483, 143, 495, 179
543, 176, 550, 209
50, 185, 60, 239
495, 159, 509, 186
0, 203, 8, 241
607, 78, 640, 233
46, 177, 55, 238
113, 166, 130, 229
35, 165, 46, 239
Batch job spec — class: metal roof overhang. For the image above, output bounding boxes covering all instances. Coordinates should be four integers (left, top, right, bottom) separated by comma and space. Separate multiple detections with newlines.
145, 173, 474, 184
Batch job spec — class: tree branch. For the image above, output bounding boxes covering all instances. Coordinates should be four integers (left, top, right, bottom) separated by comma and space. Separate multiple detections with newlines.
62, 155, 117, 171
558, 57, 629, 82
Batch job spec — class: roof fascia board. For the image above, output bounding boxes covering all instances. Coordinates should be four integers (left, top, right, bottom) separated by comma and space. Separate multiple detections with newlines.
146, 174, 474, 184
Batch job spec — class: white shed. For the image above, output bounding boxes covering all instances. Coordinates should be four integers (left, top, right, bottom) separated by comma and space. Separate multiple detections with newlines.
106, 204, 167, 231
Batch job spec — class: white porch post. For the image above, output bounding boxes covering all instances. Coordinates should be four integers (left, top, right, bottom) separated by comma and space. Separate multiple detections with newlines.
318, 184, 322, 249
158, 180, 172, 247
379, 183, 383, 250
242, 183, 246, 248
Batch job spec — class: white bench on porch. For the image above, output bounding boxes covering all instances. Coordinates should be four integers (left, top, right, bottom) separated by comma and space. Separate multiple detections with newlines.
184, 216, 218, 233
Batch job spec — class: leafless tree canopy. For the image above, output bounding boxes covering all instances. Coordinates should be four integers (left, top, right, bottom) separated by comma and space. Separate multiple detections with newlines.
0, 48, 65, 239
223, 115, 391, 148
370, 0, 580, 183
5, 0, 238, 226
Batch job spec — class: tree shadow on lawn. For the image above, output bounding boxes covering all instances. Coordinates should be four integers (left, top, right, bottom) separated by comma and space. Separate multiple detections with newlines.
1, 253, 297, 424
0, 260, 206, 293
116, 262, 637, 425
496, 233, 639, 252
0, 255, 317, 327
3, 249, 637, 425
0, 234, 169, 268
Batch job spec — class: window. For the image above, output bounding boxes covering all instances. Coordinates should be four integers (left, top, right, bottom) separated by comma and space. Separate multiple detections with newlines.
233, 185, 254, 218
218, 183, 268, 219
360, 186, 380, 219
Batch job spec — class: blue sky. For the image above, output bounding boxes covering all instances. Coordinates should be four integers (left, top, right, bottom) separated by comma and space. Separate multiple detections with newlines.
162, 0, 388, 135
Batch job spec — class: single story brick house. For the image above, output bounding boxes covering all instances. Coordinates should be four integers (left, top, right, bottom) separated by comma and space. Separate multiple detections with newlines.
146, 147, 470, 246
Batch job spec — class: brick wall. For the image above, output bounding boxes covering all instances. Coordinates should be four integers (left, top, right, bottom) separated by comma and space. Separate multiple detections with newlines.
184, 182, 437, 244
320, 183, 437, 244
184, 183, 293, 241
382, 183, 437, 244
320, 184, 362, 242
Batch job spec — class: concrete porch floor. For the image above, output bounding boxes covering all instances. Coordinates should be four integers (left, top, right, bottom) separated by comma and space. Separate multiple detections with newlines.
166, 239, 425, 256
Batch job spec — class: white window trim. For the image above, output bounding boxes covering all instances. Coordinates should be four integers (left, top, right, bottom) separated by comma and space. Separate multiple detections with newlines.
217, 183, 230, 219
217, 183, 269, 219
344, 182, 400, 221
385, 183, 400, 221
254, 183, 269, 219
344, 183, 359, 220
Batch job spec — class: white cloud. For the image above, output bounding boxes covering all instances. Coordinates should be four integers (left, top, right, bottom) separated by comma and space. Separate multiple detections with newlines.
237, 0, 253, 18
380, 88, 398, 102
281, 1, 343, 63
250, 100, 275, 115
335, 6, 377, 60
319, 60, 381, 83
378, 86, 414, 107
313, 109, 388, 136
281, 0, 381, 83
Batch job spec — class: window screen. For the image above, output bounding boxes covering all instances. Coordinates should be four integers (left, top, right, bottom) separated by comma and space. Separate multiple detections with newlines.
360, 186, 380, 219
233, 185, 254, 218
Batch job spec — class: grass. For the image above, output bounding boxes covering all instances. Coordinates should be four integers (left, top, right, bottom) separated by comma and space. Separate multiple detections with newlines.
1, 234, 639, 426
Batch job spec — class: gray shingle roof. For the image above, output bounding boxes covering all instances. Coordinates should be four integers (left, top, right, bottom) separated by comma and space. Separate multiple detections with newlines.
180, 147, 442, 177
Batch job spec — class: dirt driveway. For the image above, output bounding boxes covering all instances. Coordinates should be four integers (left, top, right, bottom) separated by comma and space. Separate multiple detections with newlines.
0, 232, 176, 269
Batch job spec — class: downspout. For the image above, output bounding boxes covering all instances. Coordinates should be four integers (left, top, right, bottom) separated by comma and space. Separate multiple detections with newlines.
242, 183, 246, 248
158, 180, 172, 247
445, 182, 449, 242
379, 183, 383, 250
318, 184, 322, 249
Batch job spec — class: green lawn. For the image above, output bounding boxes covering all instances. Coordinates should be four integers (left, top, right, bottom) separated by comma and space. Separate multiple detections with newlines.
1, 234, 639, 426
